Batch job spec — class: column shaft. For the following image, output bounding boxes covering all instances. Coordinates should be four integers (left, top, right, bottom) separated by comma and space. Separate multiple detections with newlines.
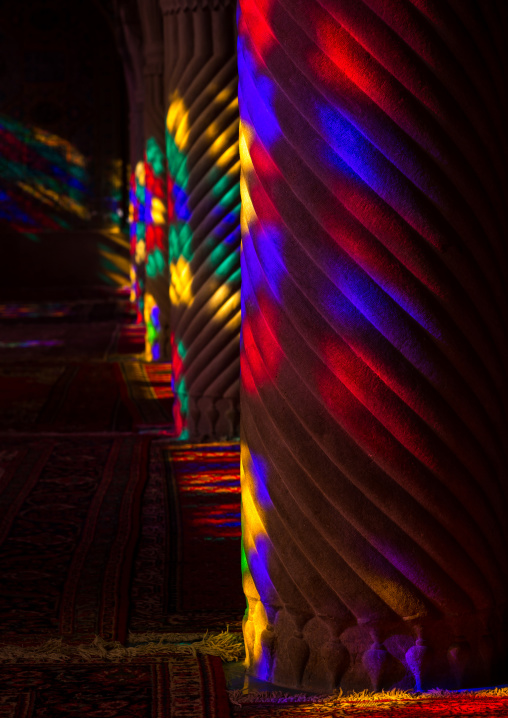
239, 0, 508, 692
161, 0, 241, 439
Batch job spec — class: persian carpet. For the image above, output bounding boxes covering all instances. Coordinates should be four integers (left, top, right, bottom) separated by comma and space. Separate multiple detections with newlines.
0, 298, 132, 323
0, 322, 119, 363
116, 361, 175, 430
229, 688, 508, 717
0, 361, 174, 433
0, 436, 150, 643
128, 441, 244, 635
110, 323, 146, 357
0, 652, 230, 718
0, 363, 67, 431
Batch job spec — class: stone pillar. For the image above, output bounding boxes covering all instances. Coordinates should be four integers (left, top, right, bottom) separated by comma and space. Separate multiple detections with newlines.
116, 1, 146, 321
239, 0, 508, 692
160, 0, 240, 439
138, 0, 171, 360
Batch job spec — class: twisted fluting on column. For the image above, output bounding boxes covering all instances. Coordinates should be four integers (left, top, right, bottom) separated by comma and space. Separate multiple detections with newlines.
135, 0, 171, 360
161, 0, 241, 439
116, 0, 146, 322
128, 161, 146, 322
138, 0, 171, 360
239, 0, 508, 692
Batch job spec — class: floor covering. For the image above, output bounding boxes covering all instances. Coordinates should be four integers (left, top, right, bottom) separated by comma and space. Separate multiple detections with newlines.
1, 297, 507, 717
229, 688, 508, 716
0, 651, 229, 718
0, 297, 239, 718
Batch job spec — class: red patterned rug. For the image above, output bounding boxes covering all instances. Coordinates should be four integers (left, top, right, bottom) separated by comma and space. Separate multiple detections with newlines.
0, 652, 230, 718
0, 361, 174, 433
0, 322, 119, 362
0, 298, 133, 323
117, 361, 175, 431
0, 436, 150, 643
129, 441, 244, 635
111, 323, 146, 356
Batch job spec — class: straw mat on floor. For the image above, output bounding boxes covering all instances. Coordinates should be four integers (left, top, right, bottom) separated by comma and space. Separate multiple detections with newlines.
230, 687, 508, 717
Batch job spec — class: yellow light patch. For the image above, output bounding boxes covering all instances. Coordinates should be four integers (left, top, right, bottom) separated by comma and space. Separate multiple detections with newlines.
169, 256, 193, 306
241, 450, 272, 672
135, 239, 146, 264
212, 291, 241, 324
32, 128, 87, 167
103, 271, 130, 288
240, 171, 258, 232
144, 292, 157, 362
135, 161, 146, 186
216, 141, 240, 169
215, 86, 233, 105
167, 92, 189, 152
151, 197, 166, 225
129, 266, 137, 303
99, 248, 130, 276
17, 182, 90, 219
98, 229, 130, 249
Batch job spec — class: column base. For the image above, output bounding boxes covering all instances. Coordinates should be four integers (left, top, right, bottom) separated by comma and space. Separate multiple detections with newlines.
174, 392, 240, 440
243, 602, 508, 692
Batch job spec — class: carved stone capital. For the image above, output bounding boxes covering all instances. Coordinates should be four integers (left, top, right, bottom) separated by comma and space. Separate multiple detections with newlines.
143, 44, 164, 75
159, 0, 235, 14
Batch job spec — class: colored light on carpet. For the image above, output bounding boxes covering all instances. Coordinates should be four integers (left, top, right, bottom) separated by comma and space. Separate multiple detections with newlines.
163, 442, 244, 615
113, 323, 146, 355
0, 322, 119, 363
117, 361, 174, 430
0, 339, 63, 348
230, 687, 508, 716
0, 302, 70, 319
0, 361, 173, 433
170, 445, 241, 540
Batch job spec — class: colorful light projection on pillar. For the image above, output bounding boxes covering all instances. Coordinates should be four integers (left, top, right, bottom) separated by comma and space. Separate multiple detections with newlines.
166, 93, 193, 310
143, 137, 167, 361
240, 443, 282, 683
166, 98, 191, 438
166, 85, 241, 439
171, 443, 241, 540
144, 292, 160, 362
239, 0, 508, 692
0, 114, 90, 236
129, 138, 167, 352
128, 161, 146, 324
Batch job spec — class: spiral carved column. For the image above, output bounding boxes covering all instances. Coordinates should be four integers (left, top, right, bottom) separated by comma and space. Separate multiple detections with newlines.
139, 0, 171, 360
239, 0, 508, 692
160, 0, 241, 439
116, 1, 146, 321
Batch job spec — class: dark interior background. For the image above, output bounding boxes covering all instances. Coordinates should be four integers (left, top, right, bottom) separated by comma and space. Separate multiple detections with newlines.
0, 0, 130, 298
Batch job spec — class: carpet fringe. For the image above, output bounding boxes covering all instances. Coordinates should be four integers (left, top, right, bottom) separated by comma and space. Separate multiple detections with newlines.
0, 629, 245, 664
129, 626, 244, 662
128, 631, 206, 644
189, 629, 245, 662
228, 686, 508, 711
